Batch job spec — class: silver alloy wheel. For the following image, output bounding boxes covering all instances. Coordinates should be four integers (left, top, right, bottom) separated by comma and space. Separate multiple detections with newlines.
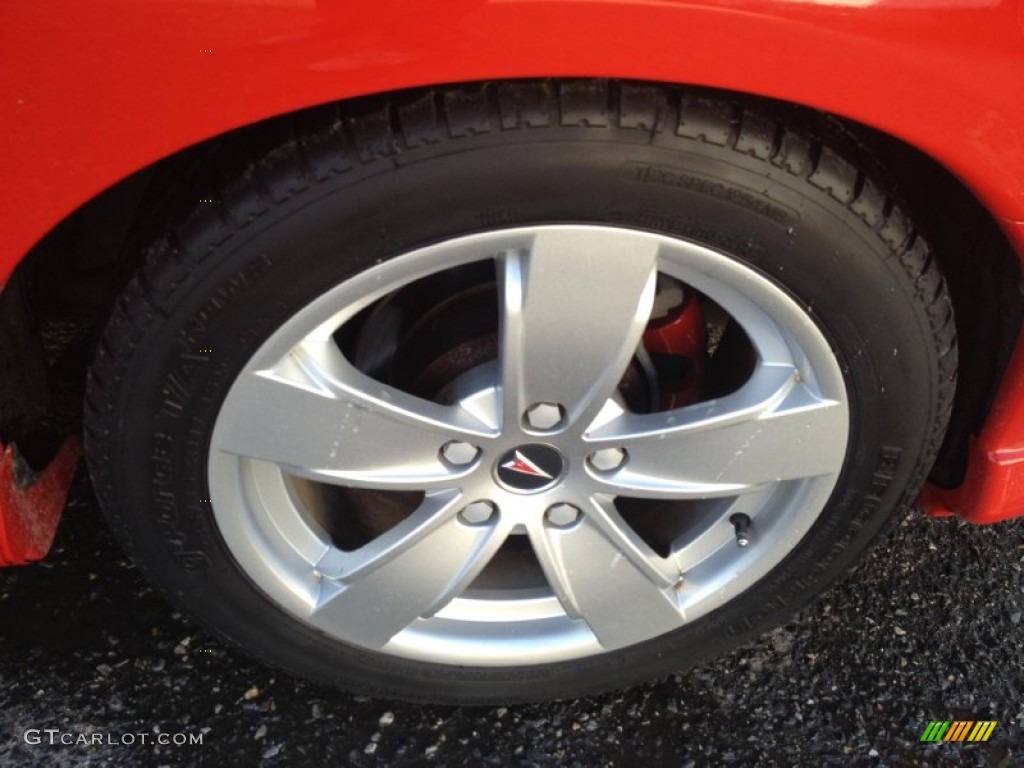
208, 225, 849, 666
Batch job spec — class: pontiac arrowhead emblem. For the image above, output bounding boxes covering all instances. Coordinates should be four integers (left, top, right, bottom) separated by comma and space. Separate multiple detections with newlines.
495, 444, 565, 493
501, 450, 554, 479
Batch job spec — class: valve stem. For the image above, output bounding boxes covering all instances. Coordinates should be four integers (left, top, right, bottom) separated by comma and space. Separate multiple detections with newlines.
730, 513, 751, 548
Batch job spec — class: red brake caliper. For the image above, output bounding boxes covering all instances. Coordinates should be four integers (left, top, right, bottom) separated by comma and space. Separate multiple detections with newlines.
642, 287, 707, 409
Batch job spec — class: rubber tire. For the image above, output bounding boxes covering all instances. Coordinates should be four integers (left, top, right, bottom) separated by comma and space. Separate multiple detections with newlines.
85, 80, 957, 704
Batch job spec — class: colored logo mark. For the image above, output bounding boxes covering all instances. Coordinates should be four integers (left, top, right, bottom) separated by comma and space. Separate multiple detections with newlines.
501, 451, 553, 479
920, 721, 996, 743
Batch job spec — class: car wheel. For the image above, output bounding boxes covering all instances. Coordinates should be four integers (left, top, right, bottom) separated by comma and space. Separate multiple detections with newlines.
85, 81, 956, 703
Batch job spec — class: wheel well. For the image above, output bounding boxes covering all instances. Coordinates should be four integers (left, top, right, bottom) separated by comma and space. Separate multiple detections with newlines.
7, 79, 1020, 485
847, 126, 1022, 487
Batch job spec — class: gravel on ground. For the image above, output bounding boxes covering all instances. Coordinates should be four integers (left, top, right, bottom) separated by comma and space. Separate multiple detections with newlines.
1, 471, 1022, 767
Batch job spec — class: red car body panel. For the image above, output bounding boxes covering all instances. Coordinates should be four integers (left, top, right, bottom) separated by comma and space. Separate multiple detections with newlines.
2, 0, 1024, 560
0, 438, 80, 566
3, 0, 1024, 283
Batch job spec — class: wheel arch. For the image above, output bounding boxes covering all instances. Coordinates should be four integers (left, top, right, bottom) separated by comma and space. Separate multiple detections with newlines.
5, 0, 1024, 283
4, 79, 1020, 494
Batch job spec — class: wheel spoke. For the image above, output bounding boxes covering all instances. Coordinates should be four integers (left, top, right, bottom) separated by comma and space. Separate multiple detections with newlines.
212, 339, 495, 489
587, 363, 847, 499
529, 497, 683, 650
499, 228, 658, 431
309, 491, 508, 648
668, 488, 776, 573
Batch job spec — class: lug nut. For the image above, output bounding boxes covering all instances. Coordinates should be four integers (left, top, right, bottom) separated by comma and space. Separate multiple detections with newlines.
588, 447, 627, 472
545, 503, 581, 528
730, 513, 752, 548
459, 500, 496, 525
440, 441, 480, 466
525, 402, 565, 431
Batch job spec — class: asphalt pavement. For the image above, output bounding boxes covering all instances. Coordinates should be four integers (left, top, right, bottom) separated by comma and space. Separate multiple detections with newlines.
1, 469, 1022, 767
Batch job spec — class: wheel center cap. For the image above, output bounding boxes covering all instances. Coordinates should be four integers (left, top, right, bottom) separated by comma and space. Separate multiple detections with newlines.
494, 444, 566, 493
